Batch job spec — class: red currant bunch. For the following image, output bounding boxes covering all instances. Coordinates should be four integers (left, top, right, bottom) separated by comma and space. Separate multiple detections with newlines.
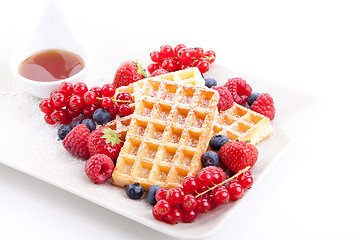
147, 44, 216, 75
39, 82, 133, 125
151, 166, 253, 224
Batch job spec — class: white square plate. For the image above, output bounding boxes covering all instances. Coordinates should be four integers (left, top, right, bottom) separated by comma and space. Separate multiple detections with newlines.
0, 28, 317, 239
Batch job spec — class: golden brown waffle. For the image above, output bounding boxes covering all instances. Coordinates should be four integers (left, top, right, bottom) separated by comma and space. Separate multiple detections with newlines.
107, 67, 205, 141
213, 104, 273, 145
112, 78, 219, 190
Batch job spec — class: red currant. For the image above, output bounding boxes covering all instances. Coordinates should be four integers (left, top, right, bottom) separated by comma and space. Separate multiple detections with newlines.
69, 95, 84, 110
101, 83, 116, 97
238, 172, 254, 189
166, 188, 183, 205
151, 68, 168, 77
155, 188, 168, 201
147, 63, 160, 74
204, 50, 216, 63
196, 197, 211, 213
165, 208, 182, 224
90, 86, 102, 97
101, 97, 114, 108
39, 98, 54, 114
176, 187, 185, 199
161, 59, 177, 72
181, 194, 197, 211
153, 199, 171, 216
116, 92, 132, 103
49, 89, 58, 99
73, 82, 88, 96
177, 48, 192, 63
182, 210, 197, 223
211, 170, 223, 185
50, 109, 67, 123
51, 92, 67, 109
178, 62, 191, 70
174, 44, 186, 56
196, 170, 214, 187
108, 103, 119, 119
183, 176, 198, 193
118, 104, 132, 117
227, 181, 244, 201
66, 106, 81, 118
82, 104, 99, 118
58, 82, 74, 96
152, 207, 165, 221
159, 45, 174, 59
44, 114, 56, 125
83, 91, 97, 105
213, 186, 230, 205
193, 47, 204, 59
203, 191, 217, 210
196, 59, 211, 73
150, 51, 161, 62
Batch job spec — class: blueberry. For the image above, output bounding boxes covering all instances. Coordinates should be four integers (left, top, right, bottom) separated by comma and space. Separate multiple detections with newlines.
209, 134, 229, 151
126, 183, 144, 199
93, 108, 111, 125
205, 78, 217, 88
57, 125, 72, 140
74, 120, 82, 127
201, 151, 220, 167
247, 92, 260, 107
81, 119, 96, 132
147, 185, 162, 205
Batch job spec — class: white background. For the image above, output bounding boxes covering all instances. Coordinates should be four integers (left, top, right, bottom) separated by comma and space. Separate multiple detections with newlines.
1, 0, 360, 239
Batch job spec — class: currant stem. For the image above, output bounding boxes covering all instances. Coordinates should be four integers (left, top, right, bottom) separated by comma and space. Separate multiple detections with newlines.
195, 166, 250, 198
96, 97, 131, 104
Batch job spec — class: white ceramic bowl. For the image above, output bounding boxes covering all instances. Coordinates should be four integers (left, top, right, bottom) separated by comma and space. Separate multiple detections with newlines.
9, 0, 89, 99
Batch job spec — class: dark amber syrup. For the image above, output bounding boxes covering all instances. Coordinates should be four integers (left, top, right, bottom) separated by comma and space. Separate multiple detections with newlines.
19, 49, 84, 82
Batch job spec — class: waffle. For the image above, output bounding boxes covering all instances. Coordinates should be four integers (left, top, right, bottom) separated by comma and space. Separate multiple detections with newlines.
213, 104, 273, 145
112, 78, 219, 190
107, 67, 205, 140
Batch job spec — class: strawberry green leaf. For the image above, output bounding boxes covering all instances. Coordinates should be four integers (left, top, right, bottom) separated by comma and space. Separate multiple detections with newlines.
101, 128, 122, 146
135, 60, 147, 78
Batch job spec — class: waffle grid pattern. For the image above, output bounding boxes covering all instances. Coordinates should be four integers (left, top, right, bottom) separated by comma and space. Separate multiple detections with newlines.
112, 78, 219, 189
213, 104, 273, 144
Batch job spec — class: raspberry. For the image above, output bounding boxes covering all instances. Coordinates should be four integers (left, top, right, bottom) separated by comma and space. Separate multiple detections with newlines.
211, 86, 234, 112
85, 154, 114, 184
62, 124, 90, 159
250, 93, 275, 120
224, 78, 252, 105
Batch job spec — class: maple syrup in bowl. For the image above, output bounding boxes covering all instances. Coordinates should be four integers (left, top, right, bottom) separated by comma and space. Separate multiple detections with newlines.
19, 49, 85, 82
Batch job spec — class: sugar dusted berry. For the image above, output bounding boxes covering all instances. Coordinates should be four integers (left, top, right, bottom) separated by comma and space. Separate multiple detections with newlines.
62, 124, 90, 159
85, 154, 114, 184
126, 183, 144, 199
250, 93, 275, 120
212, 86, 234, 112
224, 77, 252, 105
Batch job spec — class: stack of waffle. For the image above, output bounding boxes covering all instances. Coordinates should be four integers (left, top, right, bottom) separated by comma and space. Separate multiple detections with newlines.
110, 68, 272, 189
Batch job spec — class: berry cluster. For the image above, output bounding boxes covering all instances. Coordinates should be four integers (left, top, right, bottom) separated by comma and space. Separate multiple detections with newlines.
203, 76, 276, 119
147, 44, 216, 75
152, 166, 253, 224
39, 82, 133, 125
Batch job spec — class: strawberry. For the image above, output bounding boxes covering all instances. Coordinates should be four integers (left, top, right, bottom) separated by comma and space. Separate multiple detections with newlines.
218, 141, 258, 174
62, 124, 90, 159
87, 127, 124, 162
113, 60, 146, 88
